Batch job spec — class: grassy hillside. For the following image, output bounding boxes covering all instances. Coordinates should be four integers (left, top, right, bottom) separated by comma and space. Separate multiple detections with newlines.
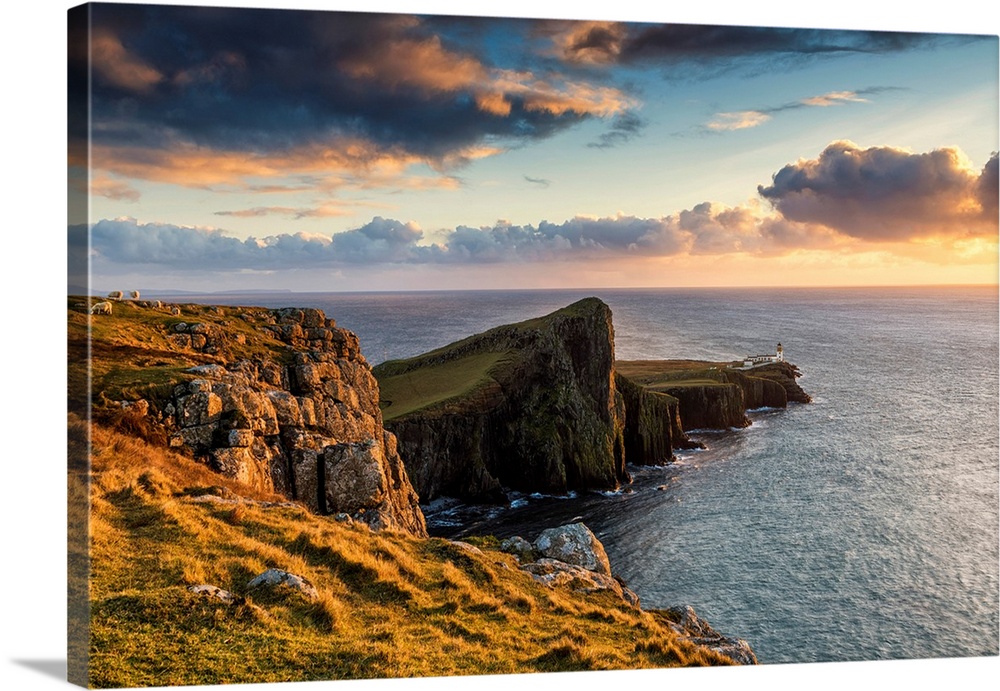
76, 413, 734, 687
377, 350, 515, 421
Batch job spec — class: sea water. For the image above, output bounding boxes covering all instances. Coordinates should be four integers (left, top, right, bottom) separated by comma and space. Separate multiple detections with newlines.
170, 286, 999, 664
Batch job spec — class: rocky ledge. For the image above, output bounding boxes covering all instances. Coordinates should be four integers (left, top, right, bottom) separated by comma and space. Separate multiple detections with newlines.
497, 522, 757, 665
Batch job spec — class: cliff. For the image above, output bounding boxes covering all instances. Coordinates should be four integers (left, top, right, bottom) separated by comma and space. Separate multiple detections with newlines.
614, 372, 700, 464
616, 360, 809, 432
70, 298, 426, 536
374, 298, 630, 503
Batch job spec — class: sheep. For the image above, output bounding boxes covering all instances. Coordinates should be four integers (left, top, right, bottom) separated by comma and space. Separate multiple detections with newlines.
107, 291, 123, 301
90, 301, 113, 315
130, 290, 140, 300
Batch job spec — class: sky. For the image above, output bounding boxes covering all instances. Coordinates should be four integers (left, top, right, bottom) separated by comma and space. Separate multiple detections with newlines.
67, 0, 999, 292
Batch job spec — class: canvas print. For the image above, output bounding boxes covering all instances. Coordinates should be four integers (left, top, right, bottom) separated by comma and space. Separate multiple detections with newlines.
67, 1, 999, 688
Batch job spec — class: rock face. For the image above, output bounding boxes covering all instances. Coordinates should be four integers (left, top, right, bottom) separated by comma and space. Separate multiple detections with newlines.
661, 381, 750, 431
515, 523, 641, 609
533, 522, 612, 576
615, 373, 698, 462
376, 298, 630, 503
656, 605, 759, 665
160, 307, 426, 536
622, 362, 807, 432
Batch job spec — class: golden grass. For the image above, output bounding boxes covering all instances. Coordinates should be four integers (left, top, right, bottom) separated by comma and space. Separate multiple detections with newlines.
79, 413, 736, 687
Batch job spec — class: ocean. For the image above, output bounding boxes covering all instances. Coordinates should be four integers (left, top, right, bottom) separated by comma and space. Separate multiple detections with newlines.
165, 286, 999, 665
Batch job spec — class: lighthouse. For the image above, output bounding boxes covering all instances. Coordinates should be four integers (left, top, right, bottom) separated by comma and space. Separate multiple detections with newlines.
776, 343, 784, 362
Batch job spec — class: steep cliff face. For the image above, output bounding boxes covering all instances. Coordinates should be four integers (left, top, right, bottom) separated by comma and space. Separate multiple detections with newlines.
85, 302, 427, 536
659, 382, 750, 431
375, 298, 630, 503
721, 369, 788, 409
614, 373, 700, 464
744, 361, 812, 403
616, 355, 812, 433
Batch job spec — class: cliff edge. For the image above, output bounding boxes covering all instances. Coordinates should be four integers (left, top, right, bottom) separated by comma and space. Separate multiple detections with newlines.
70, 298, 426, 536
373, 298, 631, 503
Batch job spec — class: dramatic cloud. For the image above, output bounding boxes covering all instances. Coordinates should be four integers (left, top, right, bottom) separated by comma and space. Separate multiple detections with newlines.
592, 24, 942, 62
549, 21, 629, 65
90, 28, 164, 93
758, 141, 999, 240
71, 5, 634, 194
554, 23, 956, 67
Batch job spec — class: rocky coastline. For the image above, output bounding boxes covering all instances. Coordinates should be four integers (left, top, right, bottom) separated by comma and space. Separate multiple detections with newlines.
72, 294, 810, 670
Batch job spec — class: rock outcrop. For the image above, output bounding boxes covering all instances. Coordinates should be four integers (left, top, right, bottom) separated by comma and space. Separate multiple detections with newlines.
509, 522, 640, 608
503, 522, 755, 663
375, 298, 631, 503
617, 360, 809, 433
534, 522, 612, 576
655, 606, 759, 665
614, 373, 698, 464
141, 307, 426, 536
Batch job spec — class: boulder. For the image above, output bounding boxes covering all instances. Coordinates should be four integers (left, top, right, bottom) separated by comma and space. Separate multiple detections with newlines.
500, 536, 536, 563
246, 568, 319, 601
533, 522, 612, 576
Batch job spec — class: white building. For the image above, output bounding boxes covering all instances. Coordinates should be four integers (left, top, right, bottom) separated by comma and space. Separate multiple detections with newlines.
735, 343, 784, 369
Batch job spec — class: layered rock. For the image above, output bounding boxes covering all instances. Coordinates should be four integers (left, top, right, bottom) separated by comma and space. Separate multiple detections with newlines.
743, 361, 811, 404
158, 308, 426, 536
614, 373, 698, 462
654, 606, 758, 665
659, 381, 750, 431
375, 298, 630, 503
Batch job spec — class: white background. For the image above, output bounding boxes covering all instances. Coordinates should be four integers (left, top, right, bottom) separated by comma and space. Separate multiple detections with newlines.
2, 1, 997, 690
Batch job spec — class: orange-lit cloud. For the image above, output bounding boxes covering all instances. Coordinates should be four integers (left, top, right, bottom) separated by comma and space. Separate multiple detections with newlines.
91, 29, 163, 92
88, 137, 492, 192
759, 141, 998, 241
547, 21, 628, 65
339, 35, 633, 118
707, 111, 772, 131
800, 90, 868, 107
90, 175, 141, 202
340, 35, 487, 93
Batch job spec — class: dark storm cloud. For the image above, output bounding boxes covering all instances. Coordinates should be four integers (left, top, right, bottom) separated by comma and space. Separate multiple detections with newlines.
758, 141, 999, 240
72, 4, 629, 169
580, 23, 958, 66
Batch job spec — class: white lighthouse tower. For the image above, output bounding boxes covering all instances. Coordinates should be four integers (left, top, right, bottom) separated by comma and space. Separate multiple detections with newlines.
776, 343, 784, 362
